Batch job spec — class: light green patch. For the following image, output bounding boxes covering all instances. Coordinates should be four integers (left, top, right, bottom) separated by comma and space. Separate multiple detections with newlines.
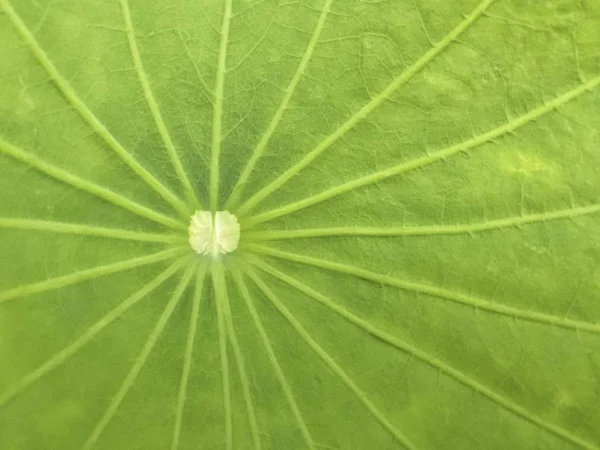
15, 85, 37, 120
497, 149, 561, 178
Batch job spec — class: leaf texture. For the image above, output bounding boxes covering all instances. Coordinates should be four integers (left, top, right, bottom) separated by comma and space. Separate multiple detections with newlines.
1, 0, 600, 449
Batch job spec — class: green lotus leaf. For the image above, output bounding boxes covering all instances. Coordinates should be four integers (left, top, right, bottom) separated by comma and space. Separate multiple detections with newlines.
1, 0, 599, 449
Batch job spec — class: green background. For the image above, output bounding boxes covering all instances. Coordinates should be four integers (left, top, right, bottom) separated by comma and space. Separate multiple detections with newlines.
1, 0, 599, 449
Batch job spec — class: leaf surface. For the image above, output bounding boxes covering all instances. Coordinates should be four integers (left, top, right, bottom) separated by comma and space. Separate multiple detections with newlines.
1, 0, 600, 449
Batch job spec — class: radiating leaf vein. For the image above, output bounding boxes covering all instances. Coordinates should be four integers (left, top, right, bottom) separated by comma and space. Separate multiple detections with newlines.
232, 268, 316, 450
119, 0, 200, 209
0, 138, 185, 230
244, 203, 600, 240
225, 0, 335, 209
246, 245, 600, 336
223, 267, 262, 450
0, 218, 185, 243
81, 263, 195, 450
235, 0, 496, 216
244, 74, 600, 227
213, 264, 234, 450
210, 0, 233, 211
253, 259, 597, 450
246, 266, 418, 450
0, 258, 186, 407
0, 0, 191, 218
0, 247, 186, 305
172, 263, 208, 450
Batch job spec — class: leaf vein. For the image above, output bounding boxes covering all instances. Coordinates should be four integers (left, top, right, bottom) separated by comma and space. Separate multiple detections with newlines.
225, 0, 335, 210
172, 264, 208, 450
0, 247, 186, 305
235, 0, 496, 216
0, 259, 185, 407
81, 264, 195, 450
0, 0, 191, 218
254, 260, 597, 450
213, 264, 234, 450
246, 245, 600, 336
244, 203, 600, 240
119, 0, 200, 209
246, 75, 600, 227
223, 269, 262, 450
210, 0, 233, 211
232, 268, 315, 450
0, 218, 185, 243
246, 266, 418, 450
0, 138, 186, 229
